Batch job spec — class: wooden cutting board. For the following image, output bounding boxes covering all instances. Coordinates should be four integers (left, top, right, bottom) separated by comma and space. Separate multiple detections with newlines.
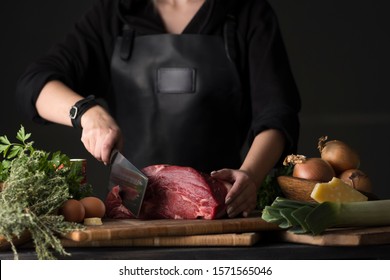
65, 216, 278, 242
279, 226, 390, 246
61, 232, 260, 247
0, 231, 31, 251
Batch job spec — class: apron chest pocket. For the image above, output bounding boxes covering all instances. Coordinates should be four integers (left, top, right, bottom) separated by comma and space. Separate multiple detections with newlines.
157, 67, 196, 94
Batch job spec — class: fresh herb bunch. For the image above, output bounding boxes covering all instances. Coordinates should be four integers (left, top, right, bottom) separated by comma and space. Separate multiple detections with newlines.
0, 126, 93, 199
257, 164, 293, 210
0, 126, 91, 259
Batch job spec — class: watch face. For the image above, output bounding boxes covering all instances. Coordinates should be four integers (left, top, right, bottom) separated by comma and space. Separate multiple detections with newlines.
69, 106, 78, 119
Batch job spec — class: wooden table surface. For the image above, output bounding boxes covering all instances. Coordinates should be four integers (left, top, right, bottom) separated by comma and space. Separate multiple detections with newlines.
1, 235, 390, 260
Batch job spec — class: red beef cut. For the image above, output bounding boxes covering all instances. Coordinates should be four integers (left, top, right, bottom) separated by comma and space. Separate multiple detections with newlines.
105, 165, 228, 219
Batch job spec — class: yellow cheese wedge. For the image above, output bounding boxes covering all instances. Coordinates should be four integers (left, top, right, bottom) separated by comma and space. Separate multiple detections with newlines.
310, 177, 368, 203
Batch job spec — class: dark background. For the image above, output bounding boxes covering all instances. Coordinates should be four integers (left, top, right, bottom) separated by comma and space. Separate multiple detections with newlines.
1, 0, 389, 200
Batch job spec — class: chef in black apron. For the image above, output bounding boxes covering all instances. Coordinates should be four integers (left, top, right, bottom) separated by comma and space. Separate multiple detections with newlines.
112, 30, 245, 174
16, 0, 301, 217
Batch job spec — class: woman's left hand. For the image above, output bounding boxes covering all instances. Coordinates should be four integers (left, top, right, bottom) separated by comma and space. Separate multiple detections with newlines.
211, 169, 258, 218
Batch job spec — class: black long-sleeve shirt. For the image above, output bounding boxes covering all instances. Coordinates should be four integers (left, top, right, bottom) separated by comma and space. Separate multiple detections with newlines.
16, 0, 301, 154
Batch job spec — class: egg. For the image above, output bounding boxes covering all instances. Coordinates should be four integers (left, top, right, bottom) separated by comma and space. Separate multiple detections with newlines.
79, 196, 106, 218
59, 199, 85, 223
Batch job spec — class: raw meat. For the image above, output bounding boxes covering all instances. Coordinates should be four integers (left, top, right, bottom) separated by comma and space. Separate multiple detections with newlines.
105, 164, 228, 219
104, 185, 135, 219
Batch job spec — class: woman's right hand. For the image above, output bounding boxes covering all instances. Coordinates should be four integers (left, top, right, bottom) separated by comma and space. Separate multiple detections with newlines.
80, 105, 123, 165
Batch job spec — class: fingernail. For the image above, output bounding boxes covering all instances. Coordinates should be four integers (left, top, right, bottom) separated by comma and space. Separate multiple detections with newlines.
242, 211, 248, 217
227, 206, 233, 215
210, 170, 217, 175
225, 197, 232, 204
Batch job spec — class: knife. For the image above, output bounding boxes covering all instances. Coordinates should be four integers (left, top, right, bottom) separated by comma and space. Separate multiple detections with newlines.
108, 150, 148, 218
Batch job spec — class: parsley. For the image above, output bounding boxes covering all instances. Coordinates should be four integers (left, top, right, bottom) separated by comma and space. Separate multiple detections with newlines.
0, 125, 34, 181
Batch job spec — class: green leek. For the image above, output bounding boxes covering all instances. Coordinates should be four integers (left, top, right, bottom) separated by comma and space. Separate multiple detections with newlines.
261, 197, 390, 235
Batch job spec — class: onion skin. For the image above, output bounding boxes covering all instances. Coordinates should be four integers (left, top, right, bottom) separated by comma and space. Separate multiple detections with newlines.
339, 169, 373, 193
318, 137, 360, 174
292, 157, 336, 182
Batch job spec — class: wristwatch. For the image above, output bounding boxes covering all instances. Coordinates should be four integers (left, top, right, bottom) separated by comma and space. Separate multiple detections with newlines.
69, 95, 98, 129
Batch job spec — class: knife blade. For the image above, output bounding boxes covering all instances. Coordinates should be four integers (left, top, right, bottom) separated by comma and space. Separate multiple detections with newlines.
108, 150, 148, 218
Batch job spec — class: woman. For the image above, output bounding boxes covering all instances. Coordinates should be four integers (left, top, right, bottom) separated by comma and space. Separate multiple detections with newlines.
16, 0, 301, 217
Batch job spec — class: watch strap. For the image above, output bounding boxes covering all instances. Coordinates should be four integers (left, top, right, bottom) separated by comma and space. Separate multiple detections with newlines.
69, 95, 98, 129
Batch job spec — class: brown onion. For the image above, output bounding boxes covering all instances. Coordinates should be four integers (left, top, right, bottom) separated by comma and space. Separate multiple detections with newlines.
318, 136, 360, 174
339, 169, 373, 193
284, 154, 335, 182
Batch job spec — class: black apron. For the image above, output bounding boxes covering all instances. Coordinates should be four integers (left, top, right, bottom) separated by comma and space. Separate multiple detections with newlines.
110, 24, 247, 173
